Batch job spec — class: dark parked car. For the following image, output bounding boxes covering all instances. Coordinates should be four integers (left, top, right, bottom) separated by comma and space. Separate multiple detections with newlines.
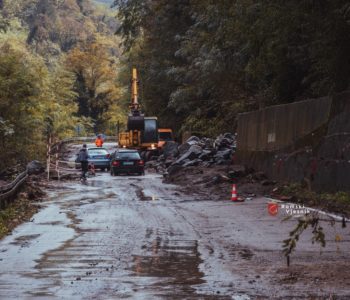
110, 149, 144, 176
75, 147, 111, 171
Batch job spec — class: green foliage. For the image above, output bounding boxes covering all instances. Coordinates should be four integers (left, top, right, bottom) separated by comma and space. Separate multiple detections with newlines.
0, 36, 48, 168
321, 191, 350, 205
0, 15, 9, 32
282, 213, 326, 266
278, 183, 349, 265
115, 0, 350, 136
0, 207, 17, 237
0, 0, 124, 170
279, 183, 350, 208
66, 40, 126, 133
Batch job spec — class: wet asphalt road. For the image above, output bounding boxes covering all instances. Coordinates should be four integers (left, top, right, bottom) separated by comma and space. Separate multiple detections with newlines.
0, 148, 349, 299
0, 172, 239, 299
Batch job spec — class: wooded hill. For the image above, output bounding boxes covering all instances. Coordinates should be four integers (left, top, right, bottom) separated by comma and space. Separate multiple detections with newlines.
114, 0, 350, 137
0, 0, 125, 170
1, 0, 349, 171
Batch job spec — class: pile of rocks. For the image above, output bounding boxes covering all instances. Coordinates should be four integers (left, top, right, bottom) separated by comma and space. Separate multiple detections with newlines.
146, 133, 237, 173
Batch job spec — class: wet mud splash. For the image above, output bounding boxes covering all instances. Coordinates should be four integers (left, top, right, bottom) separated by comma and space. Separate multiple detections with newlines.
130, 237, 228, 299
10, 234, 41, 247
133, 238, 204, 283
135, 188, 159, 201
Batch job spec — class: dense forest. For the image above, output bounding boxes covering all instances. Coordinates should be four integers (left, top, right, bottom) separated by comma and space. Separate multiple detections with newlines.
114, 0, 350, 136
1, 0, 350, 170
0, 0, 125, 170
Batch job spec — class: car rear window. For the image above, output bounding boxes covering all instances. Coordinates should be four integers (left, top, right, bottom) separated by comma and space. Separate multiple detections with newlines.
88, 149, 109, 155
116, 152, 140, 160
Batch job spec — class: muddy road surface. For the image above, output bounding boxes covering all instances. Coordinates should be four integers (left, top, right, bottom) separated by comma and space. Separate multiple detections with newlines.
0, 146, 349, 299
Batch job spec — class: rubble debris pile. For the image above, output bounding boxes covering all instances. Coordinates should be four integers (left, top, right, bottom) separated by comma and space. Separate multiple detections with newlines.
144, 133, 281, 201
146, 133, 237, 174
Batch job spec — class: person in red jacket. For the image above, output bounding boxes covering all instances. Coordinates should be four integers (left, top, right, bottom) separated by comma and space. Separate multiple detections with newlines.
95, 135, 104, 147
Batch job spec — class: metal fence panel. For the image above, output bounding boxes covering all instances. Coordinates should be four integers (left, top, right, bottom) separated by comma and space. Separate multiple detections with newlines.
237, 97, 332, 151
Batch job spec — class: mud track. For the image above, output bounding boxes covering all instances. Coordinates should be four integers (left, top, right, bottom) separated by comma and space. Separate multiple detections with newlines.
0, 143, 349, 299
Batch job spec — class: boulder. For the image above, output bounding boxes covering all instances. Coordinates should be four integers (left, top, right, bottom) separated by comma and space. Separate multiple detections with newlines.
214, 149, 233, 161
165, 158, 175, 168
223, 132, 235, 140
202, 138, 215, 150
27, 160, 45, 175
175, 158, 190, 166
183, 159, 202, 167
186, 136, 200, 144
157, 154, 165, 162
178, 143, 191, 155
199, 150, 213, 161
163, 141, 179, 158
214, 133, 235, 150
176, 144, 203, 164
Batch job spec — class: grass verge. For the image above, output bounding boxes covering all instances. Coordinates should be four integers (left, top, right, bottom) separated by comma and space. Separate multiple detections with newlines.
275, 183, 350, 216
0, 182, 44, 239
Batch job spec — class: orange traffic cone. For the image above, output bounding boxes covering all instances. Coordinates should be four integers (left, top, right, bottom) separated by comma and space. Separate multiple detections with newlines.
231, 184, 238, 201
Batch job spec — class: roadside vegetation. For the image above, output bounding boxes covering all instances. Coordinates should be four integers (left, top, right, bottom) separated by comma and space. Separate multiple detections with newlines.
0, 180, 44, 239
0, 0, 126, 171
277, 183, 350, 216
114, 0, 350, 136
277, 183, 349, 264
0, 202, 35, 239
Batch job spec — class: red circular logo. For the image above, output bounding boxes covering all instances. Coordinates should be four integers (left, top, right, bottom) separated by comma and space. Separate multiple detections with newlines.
268, 203, 278, 216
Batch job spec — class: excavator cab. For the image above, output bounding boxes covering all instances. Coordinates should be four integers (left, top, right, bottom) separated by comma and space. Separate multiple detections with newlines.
158, 128, 174, 149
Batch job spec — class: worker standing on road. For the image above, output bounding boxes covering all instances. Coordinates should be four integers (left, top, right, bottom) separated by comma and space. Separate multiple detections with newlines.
95, 134, 104, 147
78, 144, 89, 180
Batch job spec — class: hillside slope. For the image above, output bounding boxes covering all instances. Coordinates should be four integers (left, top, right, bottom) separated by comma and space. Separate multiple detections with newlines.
1, 0, 119, 57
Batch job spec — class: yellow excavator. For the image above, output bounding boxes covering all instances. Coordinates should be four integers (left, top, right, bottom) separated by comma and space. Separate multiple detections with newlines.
118, 68, 159, 160
158, 128, 174, 149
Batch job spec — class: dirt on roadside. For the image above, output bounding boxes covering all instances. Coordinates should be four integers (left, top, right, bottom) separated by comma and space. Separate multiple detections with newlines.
163, 164, 350, 217
163, 164, 350, 298
163, 164, 274, 201
0, 176, 46, 239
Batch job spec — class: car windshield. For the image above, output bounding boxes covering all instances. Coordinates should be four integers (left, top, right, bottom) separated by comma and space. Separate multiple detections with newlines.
88, 149, 108, 155
116, 152, 140, 160
159, 132, 172, 141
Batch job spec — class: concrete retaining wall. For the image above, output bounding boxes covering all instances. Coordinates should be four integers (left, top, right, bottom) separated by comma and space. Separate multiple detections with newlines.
237, 91, 350, 192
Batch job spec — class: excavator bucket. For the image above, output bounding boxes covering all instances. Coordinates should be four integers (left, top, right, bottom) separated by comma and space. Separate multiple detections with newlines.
127, 115, 144, 131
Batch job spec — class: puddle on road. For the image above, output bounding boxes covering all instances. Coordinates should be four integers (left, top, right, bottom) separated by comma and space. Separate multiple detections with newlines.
85, 180, 113, 188
129, 237, 220, 298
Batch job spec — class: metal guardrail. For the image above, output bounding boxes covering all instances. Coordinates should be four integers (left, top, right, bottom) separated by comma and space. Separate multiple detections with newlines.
0, 136, 118, 207
0, 170, 28, 208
